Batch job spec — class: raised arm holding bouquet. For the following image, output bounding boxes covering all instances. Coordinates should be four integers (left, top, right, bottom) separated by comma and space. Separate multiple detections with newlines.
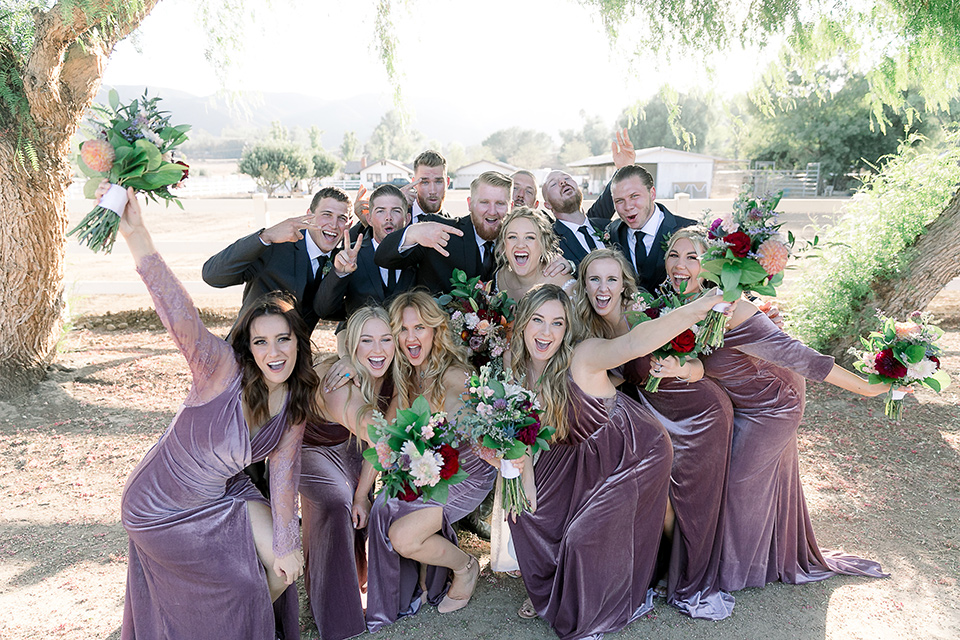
697, 188, 793, 349
70, 89, 190, 253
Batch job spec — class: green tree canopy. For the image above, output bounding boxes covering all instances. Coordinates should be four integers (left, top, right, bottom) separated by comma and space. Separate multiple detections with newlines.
238, 140, 310, 197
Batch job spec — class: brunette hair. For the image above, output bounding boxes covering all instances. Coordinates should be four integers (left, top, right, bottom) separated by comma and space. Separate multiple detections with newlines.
611, 164, 655, 190
574, 248, 639, 339
230, 292, 320, 428
413, 150, 447, 171
310, 186, 350, 210
495, 206, 561, 271
510, 284, 581, 441
387, 290, 471, 412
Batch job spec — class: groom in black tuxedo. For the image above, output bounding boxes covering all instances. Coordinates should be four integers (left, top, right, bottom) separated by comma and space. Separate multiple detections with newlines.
607, 164, 696, 293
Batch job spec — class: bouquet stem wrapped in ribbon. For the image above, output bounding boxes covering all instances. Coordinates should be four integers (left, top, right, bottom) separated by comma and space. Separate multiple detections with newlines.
362, 395, 468, 503
851, 311, 951, 420
457, 365, 554, 518
697, 188, 793, 349
69, 89, 190, 253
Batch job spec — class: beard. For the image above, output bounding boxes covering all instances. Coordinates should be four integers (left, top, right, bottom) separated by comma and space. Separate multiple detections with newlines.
547, 191, 583, 215
418, 194, 443, 214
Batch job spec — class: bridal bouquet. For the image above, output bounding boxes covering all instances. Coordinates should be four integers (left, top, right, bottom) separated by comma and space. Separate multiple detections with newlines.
362, 395, 468, 503
851, 311, 951, 420
457, 365, 554, 518
70, 89, 191, 253
438, 269, 514, 374
697, 188, 793, 349
624, 290, 706, 392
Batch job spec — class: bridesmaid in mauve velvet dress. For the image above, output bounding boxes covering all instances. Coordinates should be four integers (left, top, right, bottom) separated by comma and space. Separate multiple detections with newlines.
666, 229, 895, 591
508, 283, 722, 640
112, 187, 313, 640
299, 306, 397, 640
575, 248, 735, 620
365, 291, 497, 632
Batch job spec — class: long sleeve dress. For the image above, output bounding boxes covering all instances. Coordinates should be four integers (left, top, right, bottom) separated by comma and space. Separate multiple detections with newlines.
364, 442, 497, 632
622, 356, 736, 620
299, 381, 392, 640
701, 311, 887, 591
120, 253, 303, 640
509, 377, 673, 640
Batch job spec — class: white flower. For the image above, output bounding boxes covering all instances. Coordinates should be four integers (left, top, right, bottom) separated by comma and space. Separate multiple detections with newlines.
410, 450, 442, 487
718, 212, 739, 234
907, 358, 938, 381
464, 313, 480, 329
421, 423, 435, 440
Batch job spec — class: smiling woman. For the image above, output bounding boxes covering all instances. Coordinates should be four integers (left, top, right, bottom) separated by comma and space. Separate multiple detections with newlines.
107, 186, 320, 639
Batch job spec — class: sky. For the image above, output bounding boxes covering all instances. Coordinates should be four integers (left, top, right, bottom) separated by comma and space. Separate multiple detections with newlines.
102, 0, 772, 142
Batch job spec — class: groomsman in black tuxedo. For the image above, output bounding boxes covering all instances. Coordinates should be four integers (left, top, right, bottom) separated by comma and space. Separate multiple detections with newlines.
607, 164, 696, 293
409, 149, 453, 223
315, 184, 416, 323
374, 171, 513, 295
541, 169, 611, 269
202, 186, 351, 332
511, 170, 540, 209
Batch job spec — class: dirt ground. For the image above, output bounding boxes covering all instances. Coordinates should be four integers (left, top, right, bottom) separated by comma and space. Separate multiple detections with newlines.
1, 194, 959, 639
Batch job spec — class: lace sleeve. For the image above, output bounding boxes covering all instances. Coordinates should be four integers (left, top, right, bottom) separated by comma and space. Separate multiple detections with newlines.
268, 420, 306, 558
136, 253, 237, 402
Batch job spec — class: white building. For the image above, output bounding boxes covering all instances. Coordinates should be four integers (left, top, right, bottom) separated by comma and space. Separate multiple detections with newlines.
451, 160, 519, 190
568, 147, 718, 198
359, 159, 413, 190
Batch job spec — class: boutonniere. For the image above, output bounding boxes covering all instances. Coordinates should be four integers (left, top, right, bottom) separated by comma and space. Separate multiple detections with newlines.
592, 223, 612, 245
321, 259, 334, 278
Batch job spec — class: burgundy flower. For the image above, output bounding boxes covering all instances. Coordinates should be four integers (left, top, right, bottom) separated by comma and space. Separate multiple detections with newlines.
670, 329, 696, 353
643, 307, 661, 320
398, 483, 419, 502
517, 423, 539, 446
874, 348, 907, 379
931, 355, 941, 370
175, 160, 190, 180
438, 444, 460, 480
707, 218, 724, 239
724, 231, 752, 258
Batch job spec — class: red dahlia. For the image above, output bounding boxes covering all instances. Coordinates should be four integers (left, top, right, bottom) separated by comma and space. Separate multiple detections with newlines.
874, 348, 907, 379
438, 444, 460, 480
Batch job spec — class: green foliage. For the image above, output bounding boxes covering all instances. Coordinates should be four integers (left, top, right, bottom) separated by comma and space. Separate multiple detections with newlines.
340, 131, 359, 161
788, 133, 960, 351
238, 140, 310, 196
311, 150, 339, 179
483, 127, 556, 169
618, 90, 715, 152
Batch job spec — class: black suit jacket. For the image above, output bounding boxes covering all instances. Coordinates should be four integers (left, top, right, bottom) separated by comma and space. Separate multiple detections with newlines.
202, 231, 333, 331
607, 203, 696, 293
585, 181, 616, 220
374, 214, 491, 295
553, 216, 611, 267
314, 238, 417, 321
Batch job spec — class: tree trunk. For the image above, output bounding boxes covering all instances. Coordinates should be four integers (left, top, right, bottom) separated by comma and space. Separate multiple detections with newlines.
828, 188, 960, 361
0, 1, 158, 399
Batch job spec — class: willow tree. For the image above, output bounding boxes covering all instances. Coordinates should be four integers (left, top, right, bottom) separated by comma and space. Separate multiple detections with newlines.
0, 1, 161, 397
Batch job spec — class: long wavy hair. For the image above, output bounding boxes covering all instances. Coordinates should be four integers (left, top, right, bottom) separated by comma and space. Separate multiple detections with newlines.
664, 226, 712, 292
510, 284, 581, 441
388, 290, 472, 412
230, 292, 320, 428
574, 248, 639, 339
494, 206, 561, 272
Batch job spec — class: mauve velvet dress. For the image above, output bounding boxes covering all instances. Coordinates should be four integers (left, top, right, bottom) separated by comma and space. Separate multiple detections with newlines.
622, 356, 736, 619
299, 382, 392, 640
509, 376, 673, 640
701, 311, 887, 591
365, 441, 497, 632
120, 254, 302, 640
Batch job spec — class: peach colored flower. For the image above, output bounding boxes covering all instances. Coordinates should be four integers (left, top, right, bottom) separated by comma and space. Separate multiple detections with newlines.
894, 321, 922, 339
81, 139, 115, 173
756, 239, 789, 275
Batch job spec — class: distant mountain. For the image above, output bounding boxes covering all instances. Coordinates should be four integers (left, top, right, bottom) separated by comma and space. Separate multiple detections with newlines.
96, 85, 572, 152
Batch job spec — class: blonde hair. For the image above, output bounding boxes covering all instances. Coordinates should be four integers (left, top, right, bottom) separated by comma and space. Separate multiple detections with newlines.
664, 227, 711, 291
388, 291, 472, 412
574, 248, 639, 339
494, 206, 561, 272
341, 306, 395, 427
470, 170, 513, 198
510, 284, 581, 441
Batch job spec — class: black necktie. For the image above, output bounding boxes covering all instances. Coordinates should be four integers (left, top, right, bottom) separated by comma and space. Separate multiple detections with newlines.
386, 268, 396, 292
633, 231, 647, 274
578, 225, 598, 251
481, 241, 495, 279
